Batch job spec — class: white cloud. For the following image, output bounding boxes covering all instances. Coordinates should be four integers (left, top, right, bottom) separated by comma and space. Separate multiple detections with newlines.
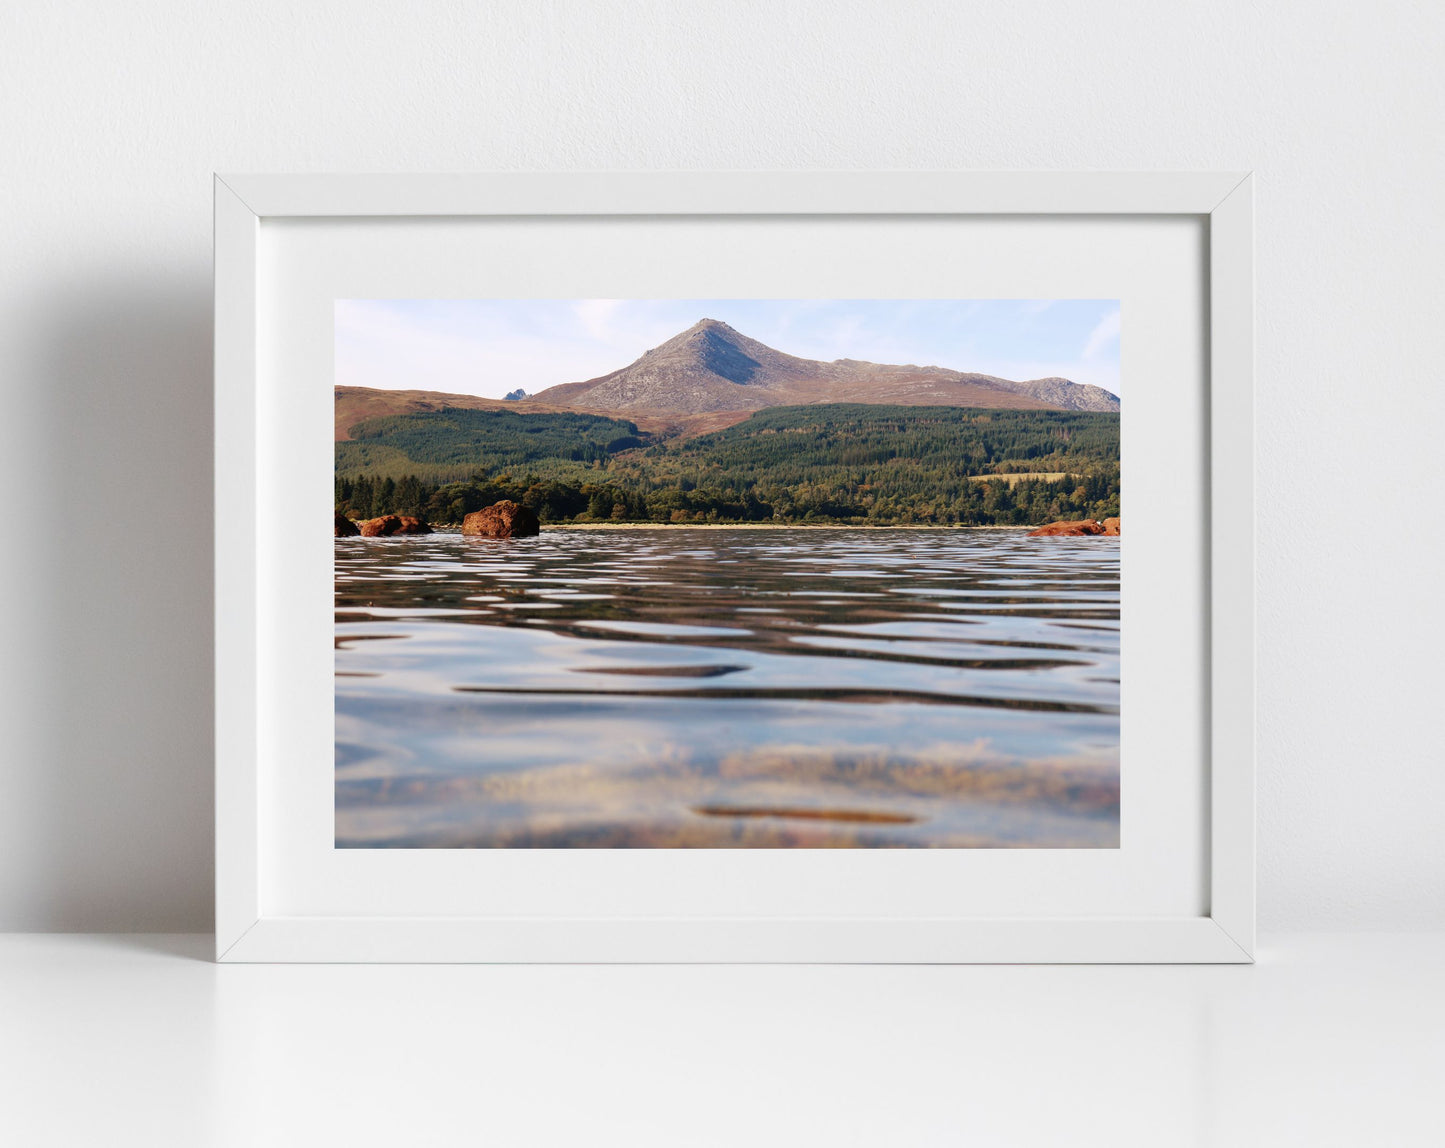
1082, 308, 1121, 360
335, 301, 667, 398
572, 299, 625, 340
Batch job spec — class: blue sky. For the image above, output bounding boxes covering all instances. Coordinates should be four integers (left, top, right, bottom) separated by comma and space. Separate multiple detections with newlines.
335, 299, 1121, 399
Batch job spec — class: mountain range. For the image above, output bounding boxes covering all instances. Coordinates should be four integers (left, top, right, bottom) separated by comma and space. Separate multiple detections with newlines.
335, 318, 1118, 441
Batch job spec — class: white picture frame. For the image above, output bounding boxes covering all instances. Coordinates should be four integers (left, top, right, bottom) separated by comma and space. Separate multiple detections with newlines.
214, 172, 1254, 963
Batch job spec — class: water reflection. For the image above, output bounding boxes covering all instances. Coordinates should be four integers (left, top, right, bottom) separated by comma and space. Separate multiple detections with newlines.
335, 527, 1120, 848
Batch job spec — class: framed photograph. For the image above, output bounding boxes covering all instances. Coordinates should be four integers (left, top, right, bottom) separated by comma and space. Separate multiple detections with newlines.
215, 172, 1253, 962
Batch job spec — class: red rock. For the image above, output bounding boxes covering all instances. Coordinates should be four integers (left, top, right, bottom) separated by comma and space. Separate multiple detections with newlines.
1027, 519, 1105, 537
1103, 517, 1120, 536
462, 500, 540, 539
358, 514, 432, 537
335, 513, 359, 537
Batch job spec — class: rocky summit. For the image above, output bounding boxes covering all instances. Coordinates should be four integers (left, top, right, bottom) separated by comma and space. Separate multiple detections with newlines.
530, 318, 1121, 416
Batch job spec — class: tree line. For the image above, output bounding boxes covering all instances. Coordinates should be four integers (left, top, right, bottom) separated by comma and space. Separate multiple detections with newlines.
337, 471, 1119, 528
335, 403, 1121, 526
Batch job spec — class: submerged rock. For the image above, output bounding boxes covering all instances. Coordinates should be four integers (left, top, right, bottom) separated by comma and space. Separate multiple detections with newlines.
358, 514, 431, 537
462, 500, 540, 539
1103, 517, 1120, 536
1027, 519, 1105, 537
335, 513, 360, 537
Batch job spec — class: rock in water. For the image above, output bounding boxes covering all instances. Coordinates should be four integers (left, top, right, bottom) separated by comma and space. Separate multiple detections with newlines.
1103, 517, 1120, 536
358, 514, 432, 537
462, 500, 540, 539
335, 513, 360, 537
1027, 519, 1105, 537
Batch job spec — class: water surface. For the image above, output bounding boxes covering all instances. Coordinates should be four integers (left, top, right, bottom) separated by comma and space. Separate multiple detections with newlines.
335, 527, 1119, 847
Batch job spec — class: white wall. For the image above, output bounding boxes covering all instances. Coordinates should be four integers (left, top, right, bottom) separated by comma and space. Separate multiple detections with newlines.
2, 0, 1441, 932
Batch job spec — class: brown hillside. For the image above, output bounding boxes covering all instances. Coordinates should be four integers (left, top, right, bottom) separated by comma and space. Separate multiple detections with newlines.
335, 387, 529, 441
334, 385, 745, 442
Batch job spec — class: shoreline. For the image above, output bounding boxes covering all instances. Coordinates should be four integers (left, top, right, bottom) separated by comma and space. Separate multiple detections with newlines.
429, 522, 1052, 532
344, 517, 1117, 536
537, 522, 1038, 531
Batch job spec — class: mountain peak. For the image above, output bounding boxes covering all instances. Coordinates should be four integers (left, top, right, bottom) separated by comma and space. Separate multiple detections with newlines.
531, 321, 1120, 416
645, 318, 763, 384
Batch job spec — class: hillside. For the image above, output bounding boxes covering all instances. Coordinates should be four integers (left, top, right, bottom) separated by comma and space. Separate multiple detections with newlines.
334, 387, 563, 442
334, 403, 1121, 527
337, 407, 646, 479
334, 320, 1121, 525
333, 385, 741, 443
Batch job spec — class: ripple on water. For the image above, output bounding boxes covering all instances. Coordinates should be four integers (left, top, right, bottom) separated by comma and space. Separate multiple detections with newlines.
335, 527, 1120, 848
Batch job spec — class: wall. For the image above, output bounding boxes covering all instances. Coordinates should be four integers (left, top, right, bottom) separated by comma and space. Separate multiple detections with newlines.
2, 0, 1441, 931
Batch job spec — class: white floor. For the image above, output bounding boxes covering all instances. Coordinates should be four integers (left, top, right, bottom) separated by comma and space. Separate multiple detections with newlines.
1, 932, 1441, 1147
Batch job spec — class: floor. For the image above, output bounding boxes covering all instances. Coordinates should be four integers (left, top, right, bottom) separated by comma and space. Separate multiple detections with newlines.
1, 932, 1440, 1147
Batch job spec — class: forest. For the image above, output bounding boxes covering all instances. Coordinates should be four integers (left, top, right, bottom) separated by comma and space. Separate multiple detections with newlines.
336, 408, 644, 481
335, 403, 1121, 527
